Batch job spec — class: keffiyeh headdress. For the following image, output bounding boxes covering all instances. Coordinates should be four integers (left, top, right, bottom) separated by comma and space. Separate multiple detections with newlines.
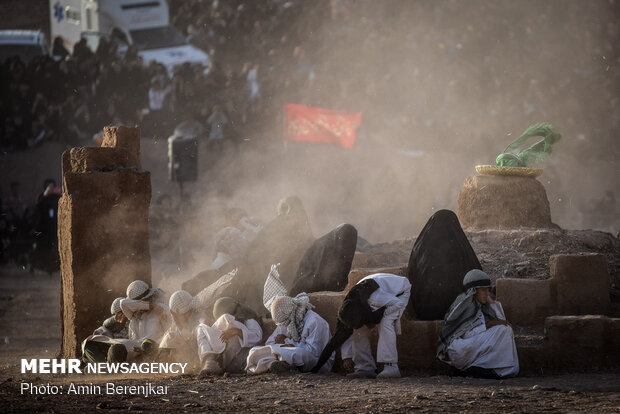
270, 293, 313, 342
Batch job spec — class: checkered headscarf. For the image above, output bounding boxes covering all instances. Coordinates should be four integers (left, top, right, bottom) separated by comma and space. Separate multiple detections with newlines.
270, 293, 313, 342
263, 263, 287, 311
193, 268, 238, 311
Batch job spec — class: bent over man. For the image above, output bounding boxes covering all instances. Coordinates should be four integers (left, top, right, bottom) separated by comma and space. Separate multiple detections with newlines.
437, 269, 519, 379
197, 297, 263, 375
247, 293, 333, 373
313, 273, 411, 378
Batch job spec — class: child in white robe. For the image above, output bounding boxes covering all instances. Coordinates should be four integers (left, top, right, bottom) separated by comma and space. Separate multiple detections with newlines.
197, 297, 263, 375
438, 269, 519, 379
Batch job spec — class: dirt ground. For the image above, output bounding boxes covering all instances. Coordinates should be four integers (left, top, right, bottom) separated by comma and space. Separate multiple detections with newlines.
1, 265, 619, 413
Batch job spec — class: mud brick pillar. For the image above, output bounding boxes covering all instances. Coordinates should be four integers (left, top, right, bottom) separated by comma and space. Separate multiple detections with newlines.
58, 126, 151, 358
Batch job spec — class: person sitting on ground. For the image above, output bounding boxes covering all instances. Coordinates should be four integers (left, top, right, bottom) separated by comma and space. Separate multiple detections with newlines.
197, 297, 263, 375
312, 273, 411, 378
93, 297, 128, 338
246, 293, 333, 374
437, 269, 519, 379
120, 280, 172, 358
159, 270, 237, 364
81, 297, 139, 364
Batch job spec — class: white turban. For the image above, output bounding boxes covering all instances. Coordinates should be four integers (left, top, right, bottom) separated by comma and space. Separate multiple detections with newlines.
126, 280, 154, 300
169, 290, 193, 314
271, 293, 313, 342
110, 297, 124, 315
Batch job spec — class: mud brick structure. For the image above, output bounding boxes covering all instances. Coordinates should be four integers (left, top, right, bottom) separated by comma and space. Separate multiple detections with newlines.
309, 255, 617, 373
497, 253, 611, 325
58, 126, 151, 358
457, 175, 554, 229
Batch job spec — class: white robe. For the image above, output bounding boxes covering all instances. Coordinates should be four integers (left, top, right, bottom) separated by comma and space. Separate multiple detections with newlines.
120, 298, 172, 344
341, 273, 411, 370
196, 314, 263, 360
446, 301, 519, 377
246, 310, 334, 373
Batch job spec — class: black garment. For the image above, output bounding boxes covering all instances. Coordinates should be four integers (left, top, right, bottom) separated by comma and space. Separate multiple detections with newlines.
246, 196, 314, 289
407, 209, 482, 320
102, 316, 127, 335
290, 223, 357, 295
30, 191, 61, 274
311, 279, 386, 373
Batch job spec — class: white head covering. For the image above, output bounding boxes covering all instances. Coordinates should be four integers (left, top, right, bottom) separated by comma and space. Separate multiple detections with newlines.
271, 293, 313, 342
169, 290, 193, 314
126, 280, 155, 300
110, 297, 124, 315
263, 263, 287, 311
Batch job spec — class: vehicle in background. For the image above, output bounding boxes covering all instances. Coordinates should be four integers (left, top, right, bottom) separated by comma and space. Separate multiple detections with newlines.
49, 0, 209, 73
0, 30, 48, 63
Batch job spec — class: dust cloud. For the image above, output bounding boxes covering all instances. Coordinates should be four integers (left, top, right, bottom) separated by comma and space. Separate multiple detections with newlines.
145, 0, 619, 287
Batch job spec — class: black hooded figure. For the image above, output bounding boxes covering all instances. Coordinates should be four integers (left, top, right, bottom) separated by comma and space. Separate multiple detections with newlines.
407, 209, 482, 320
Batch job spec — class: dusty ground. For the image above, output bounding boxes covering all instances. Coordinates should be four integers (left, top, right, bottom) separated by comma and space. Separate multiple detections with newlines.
1, 265, 619, 413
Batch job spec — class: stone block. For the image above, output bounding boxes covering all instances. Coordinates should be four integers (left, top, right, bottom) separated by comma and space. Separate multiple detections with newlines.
550, 253, 610, 315
103, 126, 141, 167
309, 291, 344, 329
59, 126, 151, 358
544, 315, 619, 369
496, 278, 555, 325
397, 320, 443, 369
457, 175, 554, 229
66, 147, 139, 172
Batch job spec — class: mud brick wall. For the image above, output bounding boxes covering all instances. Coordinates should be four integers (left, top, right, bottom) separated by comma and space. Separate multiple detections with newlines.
58, 126, 151, 358
497, 253, 610, 325
457, 175, 554, 229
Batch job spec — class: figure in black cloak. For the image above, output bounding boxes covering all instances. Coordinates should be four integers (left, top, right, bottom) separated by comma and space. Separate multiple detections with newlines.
407, 209, 482, 320
30, 179, 61, 274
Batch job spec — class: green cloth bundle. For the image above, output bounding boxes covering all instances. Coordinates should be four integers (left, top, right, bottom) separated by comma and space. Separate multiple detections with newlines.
496, 123, 562, 168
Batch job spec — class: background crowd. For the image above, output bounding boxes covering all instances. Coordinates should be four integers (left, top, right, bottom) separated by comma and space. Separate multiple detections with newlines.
0, 0, 618, 267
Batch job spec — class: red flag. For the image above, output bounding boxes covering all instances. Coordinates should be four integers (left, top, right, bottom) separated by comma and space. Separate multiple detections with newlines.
284, 104, 362, 149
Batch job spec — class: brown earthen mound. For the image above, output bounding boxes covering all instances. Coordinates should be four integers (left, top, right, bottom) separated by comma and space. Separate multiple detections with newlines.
457, 175, 555, 229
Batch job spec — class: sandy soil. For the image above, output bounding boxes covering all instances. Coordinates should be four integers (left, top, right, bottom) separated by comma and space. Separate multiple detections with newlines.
1, 265, 619, 413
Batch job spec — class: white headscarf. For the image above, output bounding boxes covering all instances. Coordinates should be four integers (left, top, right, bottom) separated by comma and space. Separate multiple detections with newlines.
270, 293, 313, 342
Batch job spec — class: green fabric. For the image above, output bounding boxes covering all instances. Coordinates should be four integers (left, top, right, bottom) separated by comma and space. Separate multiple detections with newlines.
140, 339, 158, 357
83, 341, 128, 363
82, 340, 111, 363
496, 123, 562, 168
107, 343, 128, 363
212, 296, 258, 323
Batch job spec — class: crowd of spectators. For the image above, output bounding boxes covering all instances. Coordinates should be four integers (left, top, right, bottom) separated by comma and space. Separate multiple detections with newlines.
1, 0, 617, 159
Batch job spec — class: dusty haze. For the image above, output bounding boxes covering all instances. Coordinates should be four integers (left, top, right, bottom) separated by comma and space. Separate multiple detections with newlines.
1, 0, 619, 284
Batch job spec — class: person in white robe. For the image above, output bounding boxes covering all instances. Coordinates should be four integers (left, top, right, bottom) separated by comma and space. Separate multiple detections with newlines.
312, 273, 411, 378
437, 269, 519, 379
160, 269, 237, 351
120, 280, 172, 357
246, 293, 333, 374
197, 297, 263, 375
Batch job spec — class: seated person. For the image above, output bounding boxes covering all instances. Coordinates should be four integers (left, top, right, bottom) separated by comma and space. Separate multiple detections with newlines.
93, 297, 128, 338
197, 297, 263, 375
159, 290, 202, 364
437, 269, 519, 379
120, 280, 172, 357
246, 294, 333, 374
312, 273, 411, 378
81, 297, 139, 363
